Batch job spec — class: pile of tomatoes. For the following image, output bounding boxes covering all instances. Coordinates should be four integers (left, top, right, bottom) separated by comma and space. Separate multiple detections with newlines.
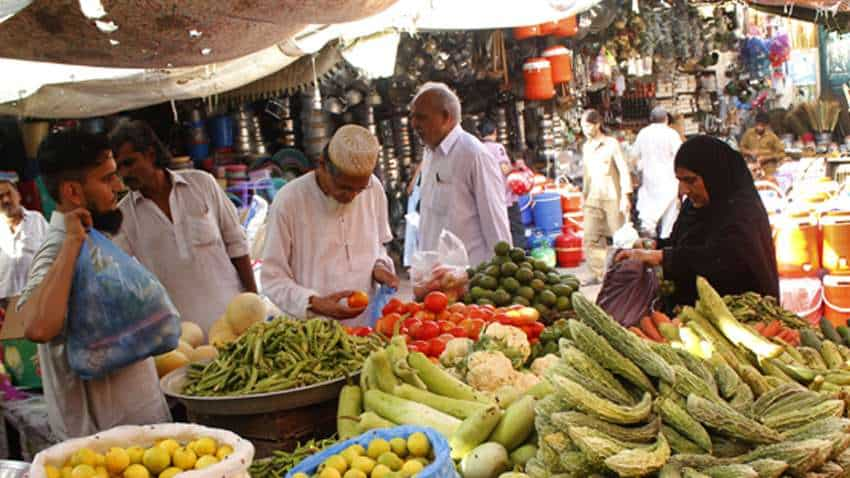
375, 291, 545, 359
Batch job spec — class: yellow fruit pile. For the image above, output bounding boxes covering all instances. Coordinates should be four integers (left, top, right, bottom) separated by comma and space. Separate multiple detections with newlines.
293, 432, 433, 478
44, 437, 234, 478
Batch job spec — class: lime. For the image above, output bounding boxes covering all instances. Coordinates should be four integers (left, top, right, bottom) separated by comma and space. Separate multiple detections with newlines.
142, 447, 170, 475
530, 279, 546, 292
126, 447, 145, 466
479, 276, 498, 291
510, 247, 527, 262
194, 456, 219, 470
376, 452, 403, 471
492, 289, 512, 306
71, 465, 95, 478
406, 432, 431, 457
546, 272, 561, 285
323, 455, 348, 474
485, 265, 501, 278
552, 284, 572, 297
370, 465, 392, 478
342, 470, 366, 478
500, 262, 519, 277
501, 277, 520, 293
367, 439, 391, 460
105, 448, 130, 475
513, 296, 531, 306
515, 268, 534, 284
477, 298, 494, 306
389, 437, 407, 457
539, 290, 557, 307
317, 468, 341, 478
172, 447, 197, 470
534, 260, 549, 272
350, 456, 375, 474
159, 468, 181, 478
517, 286, 535, 301
556, 296, 572, 311
491, 255, 508, 265
122, 464, 149, 478
494, 241, 511, 256
400, 459, 424, 477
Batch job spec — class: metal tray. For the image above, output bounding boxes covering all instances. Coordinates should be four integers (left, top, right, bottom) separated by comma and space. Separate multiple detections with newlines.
160, 366, 358, 416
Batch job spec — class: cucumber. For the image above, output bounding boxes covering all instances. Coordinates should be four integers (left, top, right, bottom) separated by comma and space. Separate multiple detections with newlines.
801, 328, 823, 352
821, 317, 844, 344
837, 326, 850, 346
407, 352, 492, 403
336, 385, 362, 439
393, 383, 490, 419
449, 405, 503, 459
488, 395, 536, 451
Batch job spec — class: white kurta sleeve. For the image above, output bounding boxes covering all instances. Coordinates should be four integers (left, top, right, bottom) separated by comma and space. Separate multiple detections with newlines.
471, 149, 511, 250
260, 199, 319, 319
206, 175, 251, 258
372, 179, 395, 273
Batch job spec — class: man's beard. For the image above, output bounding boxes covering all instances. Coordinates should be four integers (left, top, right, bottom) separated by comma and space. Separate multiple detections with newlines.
91, 209, 124, 235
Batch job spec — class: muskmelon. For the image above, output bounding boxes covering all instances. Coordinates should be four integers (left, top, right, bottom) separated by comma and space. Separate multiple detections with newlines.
176, 340, 194, 358
208, 318, 238, 347
224, 293, 266, 334
190, 345, 218, 363
180, 321, 205, 348
154, 351, 189, 377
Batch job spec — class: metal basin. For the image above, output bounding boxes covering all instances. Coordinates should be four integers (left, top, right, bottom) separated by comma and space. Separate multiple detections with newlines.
0, 460, 29, 478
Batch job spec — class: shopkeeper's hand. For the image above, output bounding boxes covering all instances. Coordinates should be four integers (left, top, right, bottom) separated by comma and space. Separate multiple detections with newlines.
309, 291, 366, 320
373, 262, 400, 289
615, 249, 663, 267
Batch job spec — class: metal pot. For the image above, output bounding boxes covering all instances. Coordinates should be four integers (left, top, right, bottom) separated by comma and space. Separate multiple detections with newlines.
323, 97, 345, 115
344, 89, 364, 106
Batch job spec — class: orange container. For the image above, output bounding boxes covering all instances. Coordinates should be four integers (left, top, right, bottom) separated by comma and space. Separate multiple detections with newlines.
824, 275, 850, 326
822, 212, 850, 275
553, 16, 578, 37
560, 191, 582, 212
514, 25, 541, 40
773, 215, 820, 277
523, 58, 555, 101
564, 211, 583, 231
542, 46, 573, 84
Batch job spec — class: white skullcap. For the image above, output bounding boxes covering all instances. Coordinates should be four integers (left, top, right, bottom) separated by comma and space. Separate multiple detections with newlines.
328, 124, 380, 176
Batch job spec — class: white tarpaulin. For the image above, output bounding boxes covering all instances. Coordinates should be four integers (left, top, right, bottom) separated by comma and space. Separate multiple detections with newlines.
0, 0, 600, 119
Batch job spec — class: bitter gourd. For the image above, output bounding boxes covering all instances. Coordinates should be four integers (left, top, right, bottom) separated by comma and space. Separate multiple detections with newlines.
604, 433, 670, 477
549, 373, 653, 424
552, 411, 660, 443
656, 396, 712, 452
686, 394, 783, 444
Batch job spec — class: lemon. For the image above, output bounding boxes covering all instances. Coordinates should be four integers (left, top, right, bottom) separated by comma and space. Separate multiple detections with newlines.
406, 433, 430, 458
71, 464, 96, 478
72, 449, 98, 467
350, 456, 375, 474
45, 465, 61, 478
159, 467, 181, 478
157, 440, 181, 457
215, 445, 233, 460
192, 438, 217, 457
317, 468, 340, 478
340, 447, 360, 466
370, 464, 391, 478
126, 447, 145, 466
94, 466, 108, 478
171, 447, 196, 471
347, 444, 366, 456
342, 470, 366, 478
122, 464, 149, 478
376, 452, 402, 472
366, 439, 390, 460
322, 455, 347, 474
194, 456, 219, 470
400, 460, 424, 477
94, 455, 105, 468
291, 474, 309, 478
389, 438, 408, 458
61, 466, 73, 478
105, 447, 130, 475
142, 447, 170, 475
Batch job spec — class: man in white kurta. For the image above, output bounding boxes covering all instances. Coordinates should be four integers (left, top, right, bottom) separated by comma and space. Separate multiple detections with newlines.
0, 173, 48, 303
633, 107, 682, 239
261, 125, 398, 326
412, 83, 511, 266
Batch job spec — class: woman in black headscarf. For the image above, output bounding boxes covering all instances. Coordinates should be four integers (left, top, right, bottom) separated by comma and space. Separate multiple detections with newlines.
615, 135, 779, 306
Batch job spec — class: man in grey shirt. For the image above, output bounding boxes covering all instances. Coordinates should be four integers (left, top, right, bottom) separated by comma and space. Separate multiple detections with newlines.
17, 130, 170, 439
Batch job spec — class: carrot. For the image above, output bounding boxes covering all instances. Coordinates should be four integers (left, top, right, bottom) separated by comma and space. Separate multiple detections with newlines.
776, 329, 794, 344
762, 320, 783, 338
651, 311, 672, 327
753, 322, 767, 333
629, 326, 651, 340
788, 329, 801, 346
640, 317, 665, 342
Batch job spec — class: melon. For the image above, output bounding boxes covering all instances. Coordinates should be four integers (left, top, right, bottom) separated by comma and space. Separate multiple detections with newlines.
176, 340, 194, 358
180, 321, 205, 348
209, 318, 238, 347
225, 293, 267, 334
191, 345, 219, 363
155, 351, 189, 378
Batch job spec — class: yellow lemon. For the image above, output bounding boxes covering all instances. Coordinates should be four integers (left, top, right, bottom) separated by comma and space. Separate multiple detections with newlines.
45, 465, 61, 478
157, 440, 180, 457
342, 470, 365, 478
389, 438, 407, 458
366, 440, 390, 460
171, 448, 197, 471
126, 447, 145, 466
370, 464, 391, 478
350, 456, 375, 474
215, 445, 233, 461
71, 464, 96, 478
317, 468, 340, 478
291, 474, 309, 478
94, 455, 105, 468
142, 447, 170, 475
122, 464, 149, 478
194, 455, 218, 470
406, 433, 430, 458
61, 466, 73, 478
158, 467, 181, 478
72, 449, 98, 467
322, 455, 347, 474
192, 438, 217, 457
400, 460, 424, 477
94, 466, 108, 478
105, 448, 130, 475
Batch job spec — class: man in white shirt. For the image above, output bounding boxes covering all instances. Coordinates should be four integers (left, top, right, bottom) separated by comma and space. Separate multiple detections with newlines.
412, 82, 511, 265
109, 120, 256, 334
262, 125, 399, 325
18, 130, 170, 439
0, 172, 48, 306
633, 106, 682, 239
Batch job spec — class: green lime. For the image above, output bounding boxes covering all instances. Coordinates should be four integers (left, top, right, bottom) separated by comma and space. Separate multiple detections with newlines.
539, 290, 557, 307
513, 296, 531, 306
552, 284, 572, 297
534, 260, 550, 272
485, 266, 501, 278
510, 248, 527, 262
493, 289, 512, 306
546, 272, 561, 285
480, 276, 499, 290
515, 268, 534, 284
478, 298, 494, 306
470, 274, 485, 288
470, 287, 487, 300
501, 277, 520, 293
530, 279, 546, 292
533, 270, 548, 282
500, 262, 519, 277
491, 255, 509, 266
494, 241, 511, 256
462, 293, 474, 305
517, 286, 535, 301
466, 268, 476, 279
555, 296, 572, 311
533, 302, 551, 317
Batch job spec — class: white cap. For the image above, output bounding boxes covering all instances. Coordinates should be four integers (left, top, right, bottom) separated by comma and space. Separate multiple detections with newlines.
328, 124, 380, 176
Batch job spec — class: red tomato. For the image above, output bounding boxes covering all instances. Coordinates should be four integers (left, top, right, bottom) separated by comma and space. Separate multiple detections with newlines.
424, 292, 449, 313
481, 304, 496, 312
448, 303, 467, 314
416, 321, 441, 341
351, 326, 372, 337
494, 313, 514, 326
403, 318, 422, 338
380, 313, 402, 335
404, 302, 423, 315
529, 337, 540, 345
435, 310, 452, 323
347, 291, 370, 309
382, 298, 404, 316
449, 326, 468, 338
413, 310, 436, 323
344, 326, 355, 335
469, 318, 486, 338
408, 340, 431, 354
449, 312, 466, 324
428, 337, 448, 357
526, 321, 545, 338
437, 320, 455, 333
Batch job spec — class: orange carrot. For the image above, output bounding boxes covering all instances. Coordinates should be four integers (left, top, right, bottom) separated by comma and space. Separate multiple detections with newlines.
640, 317, 665, 342
629, 326, 651, 340
651, 310, 672, 327
753, 322, 767, 333
762, 320, 783, 338
776, 329, 794, 344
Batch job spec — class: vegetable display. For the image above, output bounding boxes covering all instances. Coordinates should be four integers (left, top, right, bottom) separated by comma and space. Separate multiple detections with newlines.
527, 286, 850, 477
182, 318, 384, 396
249, 437, 338, 478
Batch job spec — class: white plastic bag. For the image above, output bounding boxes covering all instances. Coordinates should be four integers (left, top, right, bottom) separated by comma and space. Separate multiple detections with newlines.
613, 222, 640, 249
411, 230, 469, 301
28, 423, 254, 478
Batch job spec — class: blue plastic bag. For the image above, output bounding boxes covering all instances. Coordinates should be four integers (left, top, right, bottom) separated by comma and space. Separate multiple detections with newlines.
66, 230, 181, 380
366, 286, 397, 327
287, 426, 459, 478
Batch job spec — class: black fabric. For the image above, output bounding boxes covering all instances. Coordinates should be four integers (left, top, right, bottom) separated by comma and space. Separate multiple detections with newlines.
662, 136, 779, 306
508, 204, 526, 249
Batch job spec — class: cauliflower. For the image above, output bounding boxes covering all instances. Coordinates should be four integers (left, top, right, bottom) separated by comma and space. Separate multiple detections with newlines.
530, 354, 560, 378
476, 323, 531, 369
513, 371, 541, 393
439, 338, 474, 368
465, 351, 517, 393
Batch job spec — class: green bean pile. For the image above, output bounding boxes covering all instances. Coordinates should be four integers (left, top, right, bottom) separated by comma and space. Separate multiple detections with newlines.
248, 436, 338, 478
724, 292, 818, 333
183, 318, 385, 396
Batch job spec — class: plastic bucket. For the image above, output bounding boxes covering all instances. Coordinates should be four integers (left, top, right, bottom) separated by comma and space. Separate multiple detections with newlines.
773, 214, 820, 278
187, 142, 209, 162
209, 115, 234, 149
1, 339, 41, 389
779, 277, 823, 325
822, 212, 850, 275
824, 274, 850, 327
519, 194, 534, 225
532, 192, 563, 232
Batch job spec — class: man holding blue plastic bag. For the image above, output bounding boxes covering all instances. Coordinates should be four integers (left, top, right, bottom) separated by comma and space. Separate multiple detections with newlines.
16, 130, 172, 439
262, 125, 398, 326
